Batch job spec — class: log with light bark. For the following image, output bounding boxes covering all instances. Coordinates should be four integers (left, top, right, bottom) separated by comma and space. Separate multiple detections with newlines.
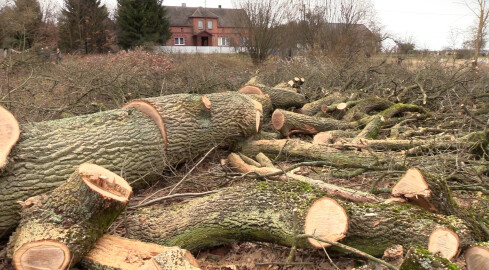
272, 109, 355, 136
80, 234, 199, 270
125, 181, 473, 257
240, 139, 393, 170
0, 92, 261, 238
399, 246, 461, 270
465, 242, 489, 270
298, 92, 343, 116
8, 164, 132, 270
239, 83, 307, 109
0, 105, 20, 169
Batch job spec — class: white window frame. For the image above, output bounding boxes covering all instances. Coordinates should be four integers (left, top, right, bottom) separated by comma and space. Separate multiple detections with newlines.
198, 20, 203, 29
208, 20, 213, 29
218, 37, 231, 46
174, 37, 185, 45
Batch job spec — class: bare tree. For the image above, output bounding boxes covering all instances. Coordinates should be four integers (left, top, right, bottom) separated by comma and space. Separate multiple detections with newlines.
234, 0, 291, 65
464, 0, 489, 64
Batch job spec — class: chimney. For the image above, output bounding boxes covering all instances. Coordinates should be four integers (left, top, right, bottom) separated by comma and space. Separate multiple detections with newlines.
218, 5, 221, 8
182, 3, 186, 7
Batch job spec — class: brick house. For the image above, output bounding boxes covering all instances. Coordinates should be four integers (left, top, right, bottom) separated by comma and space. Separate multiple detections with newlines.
164, 4, 247, 47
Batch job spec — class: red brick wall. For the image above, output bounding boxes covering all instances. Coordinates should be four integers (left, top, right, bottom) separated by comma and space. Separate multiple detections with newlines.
166, 18, 245, 47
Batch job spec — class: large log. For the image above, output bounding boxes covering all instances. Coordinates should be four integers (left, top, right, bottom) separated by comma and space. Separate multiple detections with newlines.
239, 83, 307, 109
0, 105, 20, 169
8, 164, 132, 269
272, 109, 355, 136
298, 92, 343, 116
0, 93, 261, 237
465, 242, 489, 270
125, 181, 472, 257
80, 234, 199, 270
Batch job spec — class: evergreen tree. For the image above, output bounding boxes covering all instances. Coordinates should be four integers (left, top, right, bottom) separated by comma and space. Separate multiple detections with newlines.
58, 0, 110, 53
116, 0, 171, 49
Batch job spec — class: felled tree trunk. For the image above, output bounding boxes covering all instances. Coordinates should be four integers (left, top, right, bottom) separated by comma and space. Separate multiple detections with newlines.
8, 164, 132, 269
0, 93, 261, 238
239, 84, 307, 109
125, 181, 472, 257
272, 109, 355, 136
298, 92, 343, 116
341, 97, 394, 122
80, 235, 199, 270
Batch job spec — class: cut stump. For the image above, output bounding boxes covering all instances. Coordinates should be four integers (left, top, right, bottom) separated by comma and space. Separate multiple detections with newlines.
9, 164, 132, 269
428, 227, 460, 260
465, 244, 489, 270
304, 197, 348, 248
0, 105, 20, 169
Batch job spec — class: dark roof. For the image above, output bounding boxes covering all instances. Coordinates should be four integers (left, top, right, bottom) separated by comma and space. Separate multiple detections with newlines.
165, 6, 246, 27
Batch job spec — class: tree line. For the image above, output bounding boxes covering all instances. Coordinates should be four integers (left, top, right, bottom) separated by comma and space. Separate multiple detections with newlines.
0, 0, 172, 53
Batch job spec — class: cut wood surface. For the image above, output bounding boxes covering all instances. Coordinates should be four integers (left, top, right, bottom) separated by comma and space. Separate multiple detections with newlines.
80, 234, 199, 270
465, 243, 489, 270
304, 197, 348, 248
0, 105, 20, 169
428, 227, 460, 260
0, 92, 260, 238
125, 181, 472, 257
392, 168, 433, 211
9, 164, 132, 269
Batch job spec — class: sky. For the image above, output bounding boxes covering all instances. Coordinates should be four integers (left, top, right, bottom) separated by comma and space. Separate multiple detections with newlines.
51, 0, 477, 51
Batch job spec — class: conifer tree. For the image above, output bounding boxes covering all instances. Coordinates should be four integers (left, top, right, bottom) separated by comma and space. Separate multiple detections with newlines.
58, 0, 110, 53
116, 0, 171, 49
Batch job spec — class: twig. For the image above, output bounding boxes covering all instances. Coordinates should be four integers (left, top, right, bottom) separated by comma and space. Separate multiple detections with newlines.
130, 190, 220, 209
168, 146, 217, 195
296, 234, 398, 270
286, 209, 298, 264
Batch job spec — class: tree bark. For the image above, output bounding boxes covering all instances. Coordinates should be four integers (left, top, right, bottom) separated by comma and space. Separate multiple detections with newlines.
0, 93, 260, 238
8, 164, 132, 269
240, 83, 307, 109
125, 181, 473, 257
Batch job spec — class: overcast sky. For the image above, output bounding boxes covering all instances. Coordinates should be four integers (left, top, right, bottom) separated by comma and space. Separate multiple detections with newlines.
52, 0, 477, 50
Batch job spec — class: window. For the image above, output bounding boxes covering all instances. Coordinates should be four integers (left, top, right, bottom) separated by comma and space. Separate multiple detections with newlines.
198, 20, 203, 29
174, 37, 185, 45
208, 20, 213, 29
240, 37, 249, 46
218, 37, 230, 46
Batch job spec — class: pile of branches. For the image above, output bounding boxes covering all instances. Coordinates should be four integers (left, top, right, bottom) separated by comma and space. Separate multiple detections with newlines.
0, 73, 488, 269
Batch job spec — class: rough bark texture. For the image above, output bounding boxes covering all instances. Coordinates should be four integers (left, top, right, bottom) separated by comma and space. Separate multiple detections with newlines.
80, 235, 198, 270
8, 164, 131, 268
125, 181, 473, 257
399, 246, 461, 270
0, 93, 260, 238
243, 94, 273, 117
272, 109, 355, 136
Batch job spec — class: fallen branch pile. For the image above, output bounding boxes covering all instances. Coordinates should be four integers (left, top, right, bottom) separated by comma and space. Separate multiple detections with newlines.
0, 75, 488, 269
